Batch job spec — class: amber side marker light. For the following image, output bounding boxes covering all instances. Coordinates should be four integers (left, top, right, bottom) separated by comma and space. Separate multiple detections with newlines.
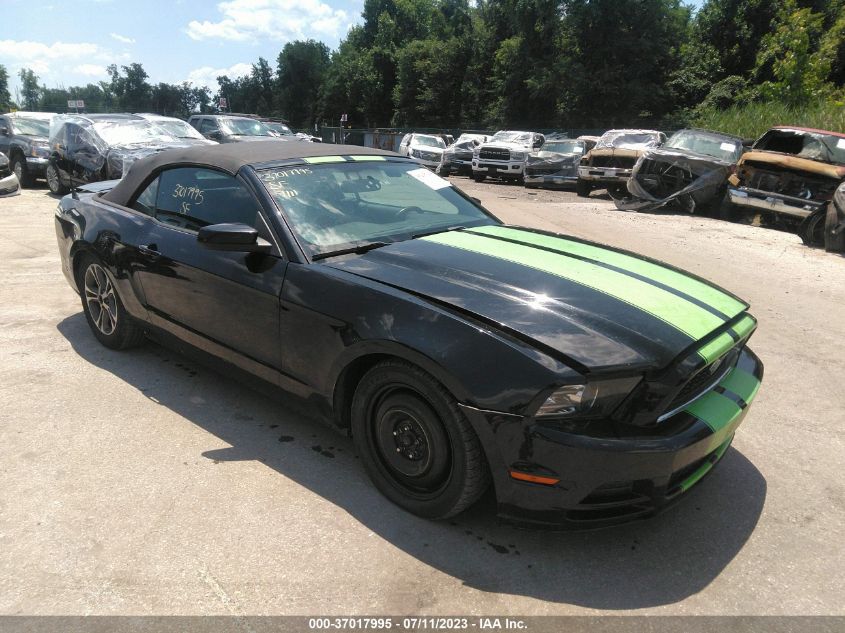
510, 471, 560, 486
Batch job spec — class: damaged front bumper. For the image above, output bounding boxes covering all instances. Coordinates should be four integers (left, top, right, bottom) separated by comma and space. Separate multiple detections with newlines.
524, 173, 577, 187
728, 186, 824, 219
460, 346, 763, 530
0, 173, 21, 197
578, 166, 632, 183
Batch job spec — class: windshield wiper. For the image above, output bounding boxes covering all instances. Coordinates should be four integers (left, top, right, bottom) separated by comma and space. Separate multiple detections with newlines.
411, 225, 467, 239
311, 241, 391, 261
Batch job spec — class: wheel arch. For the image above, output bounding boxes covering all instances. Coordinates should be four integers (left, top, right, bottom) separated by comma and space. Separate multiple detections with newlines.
330, 342, 473, 431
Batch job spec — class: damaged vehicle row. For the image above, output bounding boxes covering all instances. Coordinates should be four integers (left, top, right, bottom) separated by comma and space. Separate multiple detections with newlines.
616, 129, 746, 215
577, 129, 666, 198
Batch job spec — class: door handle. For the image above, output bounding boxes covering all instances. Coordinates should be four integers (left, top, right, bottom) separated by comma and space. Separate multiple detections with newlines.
138, 244, 161, 257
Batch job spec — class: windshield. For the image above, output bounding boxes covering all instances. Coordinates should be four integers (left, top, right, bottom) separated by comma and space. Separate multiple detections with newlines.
541, 140, 583, 154
266, 121, 294, 135
258, 160, 496, 257
10, 117, 51, 136
492, 131, 530, 144
151, 118, 205, 140
666, 130, 742, 162
596, 130, 662, 150
754, 129, 845, 166
221, 117, 273, 137
92, 120, 175, 146
414, 135, 446, 148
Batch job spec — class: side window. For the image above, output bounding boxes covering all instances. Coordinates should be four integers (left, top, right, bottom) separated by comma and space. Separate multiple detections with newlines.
153, 167, 263, 232
199, 119, 218, 134
130, 176, 159, 216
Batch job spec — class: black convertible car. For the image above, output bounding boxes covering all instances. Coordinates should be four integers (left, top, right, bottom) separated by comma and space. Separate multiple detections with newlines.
55, 142, 763, 528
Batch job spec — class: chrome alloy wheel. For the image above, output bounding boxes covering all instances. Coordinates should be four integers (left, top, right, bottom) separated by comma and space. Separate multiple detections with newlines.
46, 164, 61, 193
84, 264, 118, 336
12, 159, 22, 181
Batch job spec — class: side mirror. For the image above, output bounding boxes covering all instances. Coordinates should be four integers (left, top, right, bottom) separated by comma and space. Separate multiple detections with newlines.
0, 126, 9, 136
197, 223, 272, 253
207, 130, 223, 141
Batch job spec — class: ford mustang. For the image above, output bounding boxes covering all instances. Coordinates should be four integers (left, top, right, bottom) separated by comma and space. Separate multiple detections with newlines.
54, 142, 763, 528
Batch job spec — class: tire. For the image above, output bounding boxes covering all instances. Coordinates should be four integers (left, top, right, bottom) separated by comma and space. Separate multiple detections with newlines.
718, 191, 737, 221
799, 210, 826, 247
824, 201, 845, 253
46, 162, 69, 195
10, 154, 34, 188
575, 179, 592, 198
351, 359, 490, 519
472, 173, 486, 183
77, 254, 145, 350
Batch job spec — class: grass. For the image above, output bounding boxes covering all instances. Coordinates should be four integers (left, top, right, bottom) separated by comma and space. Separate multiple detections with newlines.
692, 100, 845, 139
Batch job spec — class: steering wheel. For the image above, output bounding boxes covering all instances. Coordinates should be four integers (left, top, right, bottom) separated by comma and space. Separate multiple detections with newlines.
395, 205, 423, 219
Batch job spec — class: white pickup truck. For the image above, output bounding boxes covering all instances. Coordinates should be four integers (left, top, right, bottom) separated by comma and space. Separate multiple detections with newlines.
472, 130, 545, 183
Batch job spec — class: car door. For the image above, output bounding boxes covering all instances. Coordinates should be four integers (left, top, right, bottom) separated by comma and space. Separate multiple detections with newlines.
131, 166, 287, 381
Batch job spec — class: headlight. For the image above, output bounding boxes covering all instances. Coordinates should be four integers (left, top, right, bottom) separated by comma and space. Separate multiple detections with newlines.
31, 143, 50, 158
511, 152, 525, 160
535, 377, 641, 418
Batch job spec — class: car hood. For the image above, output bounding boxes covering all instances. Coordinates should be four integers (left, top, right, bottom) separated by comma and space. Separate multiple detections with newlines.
643, 146, 736, 170
232, 135, 283, 142
526, 151, 580, 165
738, 150, 845, 179
326, 225, 749, 372
410, 145, 443, 153
481, 142, 530, 151
17, 134, 49, 144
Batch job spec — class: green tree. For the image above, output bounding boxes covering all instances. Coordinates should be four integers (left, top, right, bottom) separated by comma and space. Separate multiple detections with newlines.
276, 41, 330, 127
561, 0, 690, 127
0, 65, 12, 111
754, 0, 828, 104
19, 68, 41, 111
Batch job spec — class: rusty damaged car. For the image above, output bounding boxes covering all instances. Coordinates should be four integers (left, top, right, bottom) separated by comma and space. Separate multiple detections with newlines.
615, 129, 746, 214
725, 126, 845, 246
576, 129, 666, 199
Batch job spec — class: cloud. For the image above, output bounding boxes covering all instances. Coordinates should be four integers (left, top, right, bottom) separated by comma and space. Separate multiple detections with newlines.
110, 33, 135, 44
73, 64, 108, 77
0, 39, 106, 81
185, 63, 252, 91
186, 0, 348, 43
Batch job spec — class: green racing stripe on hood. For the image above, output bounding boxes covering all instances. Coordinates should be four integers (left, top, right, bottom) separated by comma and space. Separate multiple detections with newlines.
467, 225, 746, 319
422, 230, 730, 340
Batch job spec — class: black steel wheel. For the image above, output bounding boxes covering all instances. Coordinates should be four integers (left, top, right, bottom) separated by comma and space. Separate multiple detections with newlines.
78, 254, 145, 350
11, 155, 34, 187
46, 162, 69, 195
351, 359, 490, 519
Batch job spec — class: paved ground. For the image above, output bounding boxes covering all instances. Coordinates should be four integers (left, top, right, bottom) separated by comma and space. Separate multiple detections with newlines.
0, 178, 843, 616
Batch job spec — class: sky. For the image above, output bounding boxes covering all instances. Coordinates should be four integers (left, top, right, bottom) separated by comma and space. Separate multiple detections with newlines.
3, 0, 704, 101
2, 0, 365, 99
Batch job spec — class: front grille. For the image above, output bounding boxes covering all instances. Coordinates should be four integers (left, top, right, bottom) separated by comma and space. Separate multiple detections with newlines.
664, 348, 737, 415
591, 155, 636, 169
526, 167, 560, 176
480, 147, 510, 161
418, 151, 440, 161
567, 480, 654, 523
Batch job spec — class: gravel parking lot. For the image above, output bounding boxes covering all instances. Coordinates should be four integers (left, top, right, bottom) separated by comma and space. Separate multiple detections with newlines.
1, 178, 843, 616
